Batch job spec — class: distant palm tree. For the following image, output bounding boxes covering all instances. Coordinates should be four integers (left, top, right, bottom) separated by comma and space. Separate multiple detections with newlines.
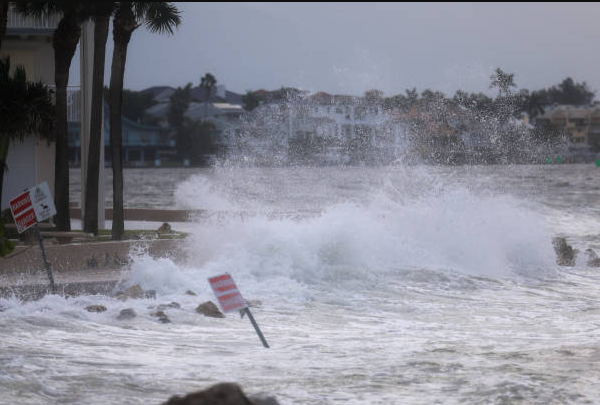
0, 2, 8, 51
15, 2, 90, 231
83, 2, 115, 235
524, 90, 546, 120
489, 67, 516, 97
109, 2, 181, 240
0, 57, 55, 210
200, 72, 217, 119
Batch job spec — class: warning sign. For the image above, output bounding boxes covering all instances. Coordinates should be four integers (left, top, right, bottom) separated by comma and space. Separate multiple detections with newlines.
208, 273, 248, 313
9, 182, 56, 233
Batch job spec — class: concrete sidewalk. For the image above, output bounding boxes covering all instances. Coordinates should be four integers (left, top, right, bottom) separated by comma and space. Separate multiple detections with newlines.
0, 238, 183, 300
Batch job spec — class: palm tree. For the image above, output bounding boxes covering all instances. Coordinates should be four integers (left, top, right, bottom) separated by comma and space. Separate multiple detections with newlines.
0, 2, 8, 51
109, 2, 181, 240
489, 67, 516, 97
200, 72, 216, 119
83, 2, 115, 235
0, 57, 55, 213
15, 2, 90, 232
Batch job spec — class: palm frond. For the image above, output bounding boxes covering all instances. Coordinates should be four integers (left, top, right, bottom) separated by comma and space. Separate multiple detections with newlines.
138, 2, 181, 35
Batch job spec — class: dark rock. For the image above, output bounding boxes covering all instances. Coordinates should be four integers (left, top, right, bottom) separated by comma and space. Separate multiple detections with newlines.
114, 285, 155, 301
247, 300, 262, 308
552, 237, 578, 266
158, 222, 172, 234
157, 302, 181, 311
85, 305, 107, 313
117, 308, 136, 320
196, 301, 225, 318
185, 290, 197, 296
585, 249, 600, 267
151, 310, 171, 323
162, 383, 255, 405
250, 395, 281, 405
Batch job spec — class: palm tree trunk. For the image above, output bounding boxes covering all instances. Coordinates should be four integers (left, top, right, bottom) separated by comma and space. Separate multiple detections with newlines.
0, 136, 9, 204
83, 15, 109, 235
109, 4, 136, 240
0, 2, 8, 52
52, 15, 81, 231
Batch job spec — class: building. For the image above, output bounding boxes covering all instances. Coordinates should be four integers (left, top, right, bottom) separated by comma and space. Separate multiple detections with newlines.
67, 95, 174, 167
1, 6, 104, 227
1, 6, 58, 210
535, 104, 600, 147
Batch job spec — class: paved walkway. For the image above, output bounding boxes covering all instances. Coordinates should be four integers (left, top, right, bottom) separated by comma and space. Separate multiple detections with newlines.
0, 238, 183, 301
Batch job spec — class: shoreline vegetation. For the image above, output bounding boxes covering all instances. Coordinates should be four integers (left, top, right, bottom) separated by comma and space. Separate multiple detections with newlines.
103, 70, 599, 168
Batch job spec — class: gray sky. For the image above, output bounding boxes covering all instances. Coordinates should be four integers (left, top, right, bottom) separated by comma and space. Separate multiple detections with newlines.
70, 2, 600, 98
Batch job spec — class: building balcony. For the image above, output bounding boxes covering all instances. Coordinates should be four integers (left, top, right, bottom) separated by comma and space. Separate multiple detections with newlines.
6, 6, 59, 36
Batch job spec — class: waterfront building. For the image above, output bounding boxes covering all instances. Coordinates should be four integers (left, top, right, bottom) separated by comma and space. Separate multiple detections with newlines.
0, 6, 58, 210
1, 6, 102, 226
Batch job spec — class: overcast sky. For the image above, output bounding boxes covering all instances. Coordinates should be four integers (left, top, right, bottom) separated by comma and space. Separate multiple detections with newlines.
69, 2, 600, 98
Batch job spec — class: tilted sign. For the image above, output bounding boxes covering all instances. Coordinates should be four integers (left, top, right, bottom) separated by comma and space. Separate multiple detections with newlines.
208, 273, 248, 313
9, 182, 56, 233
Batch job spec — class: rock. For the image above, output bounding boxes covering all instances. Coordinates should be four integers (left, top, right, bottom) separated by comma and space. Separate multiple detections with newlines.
552, 237, 578, 266
585, 249, 600, 267
85, 305, 107, 313
196, 301, 225, 318
114, 284, 156, 301
185, 290, 197, 296
250, 395, 281, 405
117, 308, 136, 320
162, 383, 257, 405
157, 302, 181, 311
157, 222, 172, 234
247, 300, 262, 308
151, 310, 171, 323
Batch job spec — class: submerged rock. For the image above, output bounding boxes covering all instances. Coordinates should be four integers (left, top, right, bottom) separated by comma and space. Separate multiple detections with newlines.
157, 302, 181, 311
185, 290, 197, 296
247, 300, 262, 308
552, 237, 578, 266
117, 308, 136, 320
157, 222, 172, 234
162, 382, 279, 405
151, 310, 171, 323
585, 249, 600, 267
114, 284, 156, 301
196, 301, 225, 318
85, 305, 107, 313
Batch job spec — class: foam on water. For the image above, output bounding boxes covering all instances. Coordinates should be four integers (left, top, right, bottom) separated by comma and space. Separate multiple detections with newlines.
124, 181, 556, 308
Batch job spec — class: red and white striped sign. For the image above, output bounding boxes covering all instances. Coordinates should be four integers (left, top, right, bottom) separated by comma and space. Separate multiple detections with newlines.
10, 191, 36, 233
9, 182, 56, 233
208, 273, 248, 313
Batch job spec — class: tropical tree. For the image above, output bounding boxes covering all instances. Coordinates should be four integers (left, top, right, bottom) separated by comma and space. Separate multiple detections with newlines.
15, 2, 90, 231
0, 2, 8, 51
83, 2, 115, 235
0, 57, 54, 256
522, 90, 545, 120
109, 2, 181, 240
200, 72, 216, 119
489, 67, 516, 97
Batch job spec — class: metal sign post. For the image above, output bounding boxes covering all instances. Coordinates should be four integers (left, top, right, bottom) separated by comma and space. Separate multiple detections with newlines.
9, 182, 57, 293
33, 223, 55, 292
241, 307, 270, 348
208, 273, 270, 348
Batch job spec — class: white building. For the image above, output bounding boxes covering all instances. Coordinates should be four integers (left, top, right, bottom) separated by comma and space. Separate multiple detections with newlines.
1, 7, 58, 210
1, 7, 102, 227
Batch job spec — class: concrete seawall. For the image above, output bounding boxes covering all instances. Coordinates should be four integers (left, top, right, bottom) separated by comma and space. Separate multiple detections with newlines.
0, 239, 183, 300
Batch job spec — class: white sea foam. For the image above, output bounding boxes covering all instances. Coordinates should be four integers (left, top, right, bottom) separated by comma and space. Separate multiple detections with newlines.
123, 182, 555, 307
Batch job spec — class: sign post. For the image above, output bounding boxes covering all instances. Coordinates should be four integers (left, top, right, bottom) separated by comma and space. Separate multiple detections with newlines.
208, 273, 270, 348
9, 182, 57, 292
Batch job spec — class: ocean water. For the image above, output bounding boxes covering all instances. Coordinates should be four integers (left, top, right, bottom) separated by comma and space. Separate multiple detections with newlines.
3, 164, 600, 404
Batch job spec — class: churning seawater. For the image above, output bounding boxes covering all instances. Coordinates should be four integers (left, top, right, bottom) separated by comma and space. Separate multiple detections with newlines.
3, 164, 600, 404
